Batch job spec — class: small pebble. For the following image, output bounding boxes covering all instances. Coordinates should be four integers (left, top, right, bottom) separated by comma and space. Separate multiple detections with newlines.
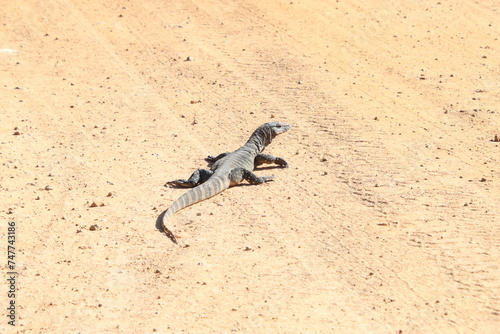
45, 185, 53, 190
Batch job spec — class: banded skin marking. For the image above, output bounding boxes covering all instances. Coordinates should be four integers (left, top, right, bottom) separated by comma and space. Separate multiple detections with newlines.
160, 121, 291, 244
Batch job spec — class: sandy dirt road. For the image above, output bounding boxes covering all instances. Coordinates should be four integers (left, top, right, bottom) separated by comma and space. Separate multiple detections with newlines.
1, 0, 499, 333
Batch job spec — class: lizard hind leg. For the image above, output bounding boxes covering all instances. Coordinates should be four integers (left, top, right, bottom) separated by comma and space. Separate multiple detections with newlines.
231, 167, 275, 185
206, 152, 229, 163
166, 168, 213, 188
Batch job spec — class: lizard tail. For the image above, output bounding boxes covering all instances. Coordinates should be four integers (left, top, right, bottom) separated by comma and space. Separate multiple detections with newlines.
162, 175, 230, 243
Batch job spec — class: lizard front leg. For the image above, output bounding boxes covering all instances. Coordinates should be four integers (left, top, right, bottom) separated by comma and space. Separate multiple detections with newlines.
166, 168, 213, 188
254, 154, 289, 168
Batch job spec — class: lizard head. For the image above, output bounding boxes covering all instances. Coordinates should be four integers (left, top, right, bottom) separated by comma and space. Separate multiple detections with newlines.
249, 121, 292, 151
267, 121, 292, 137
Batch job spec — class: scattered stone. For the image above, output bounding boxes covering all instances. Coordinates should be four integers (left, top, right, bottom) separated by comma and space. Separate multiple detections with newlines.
186, 56, 193, 61
90, 201, 99, 207
107, 192, 113, 197
45, 185, 53, 190
493, 135, 500, 142
89, 224, 100, 231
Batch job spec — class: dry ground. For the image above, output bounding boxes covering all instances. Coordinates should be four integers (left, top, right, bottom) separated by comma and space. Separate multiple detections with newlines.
1, 0, 499, 333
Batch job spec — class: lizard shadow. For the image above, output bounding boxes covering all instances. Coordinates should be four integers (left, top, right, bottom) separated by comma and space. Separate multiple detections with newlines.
156, 210, 179, 244
155, 210, 167, 232
254, 166, 287, 171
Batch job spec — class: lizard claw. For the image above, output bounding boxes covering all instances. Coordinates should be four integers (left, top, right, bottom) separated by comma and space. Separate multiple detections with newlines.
263, 175, 275, 182
166, 180, 192, 188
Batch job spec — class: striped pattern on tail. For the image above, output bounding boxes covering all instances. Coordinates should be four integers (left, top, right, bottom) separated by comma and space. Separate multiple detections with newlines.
162, 175, 230, 243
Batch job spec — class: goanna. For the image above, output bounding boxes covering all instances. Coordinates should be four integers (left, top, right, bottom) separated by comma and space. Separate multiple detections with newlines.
161, 121, 291, 243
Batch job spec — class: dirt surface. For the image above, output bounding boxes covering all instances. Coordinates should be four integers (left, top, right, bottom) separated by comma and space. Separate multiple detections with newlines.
1, 0, 499, 333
